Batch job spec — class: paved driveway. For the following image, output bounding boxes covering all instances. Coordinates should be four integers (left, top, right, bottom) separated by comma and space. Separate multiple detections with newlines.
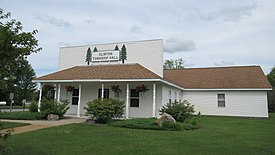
1, 117, 86, 134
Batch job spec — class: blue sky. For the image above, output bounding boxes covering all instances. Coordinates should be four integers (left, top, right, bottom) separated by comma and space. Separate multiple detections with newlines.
2, 0, 275, 76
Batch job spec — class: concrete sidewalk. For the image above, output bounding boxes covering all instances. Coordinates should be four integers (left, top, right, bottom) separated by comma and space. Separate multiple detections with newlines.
1, 117, 86, 134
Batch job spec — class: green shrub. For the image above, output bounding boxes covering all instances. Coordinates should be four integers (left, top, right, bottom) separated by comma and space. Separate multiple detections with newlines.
187, 112, 201, 126
40, 99, 70, 118
109, 118, 199, 131
29, 102, 38, 112
109, 118, 162, 130
0, 111, 44, 120
160, 100, 195, 122
85, 98, 124, 123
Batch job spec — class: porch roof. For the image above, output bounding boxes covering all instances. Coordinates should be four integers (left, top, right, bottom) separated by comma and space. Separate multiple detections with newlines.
35, 63, 161, 81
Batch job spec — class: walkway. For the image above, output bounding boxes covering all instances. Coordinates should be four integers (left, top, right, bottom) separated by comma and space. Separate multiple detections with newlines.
1, 117, 86, 134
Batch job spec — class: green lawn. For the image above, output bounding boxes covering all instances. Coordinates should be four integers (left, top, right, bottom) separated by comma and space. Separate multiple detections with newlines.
1, 122, 30, 129
4, 114, 275, 155
0, 111, 44, 120
0, 105, 29, 109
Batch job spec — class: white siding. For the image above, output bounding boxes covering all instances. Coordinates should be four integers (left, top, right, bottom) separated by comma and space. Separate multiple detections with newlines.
160, 84, 182, 116
58, 39, 163, 77
182, 90, 269, 118
58, 82, 161, 117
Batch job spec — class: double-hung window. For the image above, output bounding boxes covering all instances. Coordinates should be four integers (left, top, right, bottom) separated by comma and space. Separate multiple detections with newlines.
130, 89, 139, 107
217, 94, 225, 107
72, 89, 79, 105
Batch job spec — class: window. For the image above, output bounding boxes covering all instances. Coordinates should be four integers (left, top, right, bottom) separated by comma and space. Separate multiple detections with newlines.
98, 89, 109, 99
168, 90, 172, 104
218, 94, 225, 107
130, 89, 139, 107
174, 91, 177, 101
72, 89, 79, 105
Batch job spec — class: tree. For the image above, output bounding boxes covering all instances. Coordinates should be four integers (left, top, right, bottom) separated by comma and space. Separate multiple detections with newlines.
0, 9, 41, 95
163, 58, 185, 69
267, 67, 275, 87
120, 44, 127, 64
85, 47, 92, 65
267, 67, 275, 112
93, 47, 98, 52
114, 45, 119, 50
13, 56, 36, 103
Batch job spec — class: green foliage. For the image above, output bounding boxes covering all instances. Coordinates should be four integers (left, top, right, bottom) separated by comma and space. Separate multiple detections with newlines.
163, 58, 185, 69
267, 67, 275, 112
0, 120, 13, 154
120, 44, 127, 64
0, 121, 30, 129
109, 118, 199, 131
0, 9, 41, 97
85, 47, 92, 65
85, 98, 125, 123
29, 101, 38, 112
3, 114, 275, 154
93, 47, 98, 52
40, 99, 70, 118
267, 67, 275, 87
160, 100, 195, 122
0, 111, 44, 120
109, 118, 162, 130
114, 45, 119, 50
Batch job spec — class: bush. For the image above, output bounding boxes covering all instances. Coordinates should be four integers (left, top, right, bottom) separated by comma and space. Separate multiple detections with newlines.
109, 118, 199, 131
161, 121, 199, 130
29, 102, 38, 112
0, 111, 44, 120
40, 99, 70, 118
85, 98, 124, 123
109, 118, 162, 130
160, 100, 195, 122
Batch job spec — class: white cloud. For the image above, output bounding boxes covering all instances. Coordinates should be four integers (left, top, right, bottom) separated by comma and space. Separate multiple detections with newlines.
214, 61, 235, 66
129, 25, 142, 34
164, 37, 196, 53
200, 2, 259, 22
34, 14, 73, 28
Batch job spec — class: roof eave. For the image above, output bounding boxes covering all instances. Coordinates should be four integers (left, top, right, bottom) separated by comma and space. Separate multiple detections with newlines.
184, 88, 272, 91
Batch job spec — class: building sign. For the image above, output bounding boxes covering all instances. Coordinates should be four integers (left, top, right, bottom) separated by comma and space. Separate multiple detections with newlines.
92, 50, 119, 62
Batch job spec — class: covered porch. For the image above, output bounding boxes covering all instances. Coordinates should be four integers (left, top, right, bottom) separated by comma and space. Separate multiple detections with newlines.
38, 81, 162, 118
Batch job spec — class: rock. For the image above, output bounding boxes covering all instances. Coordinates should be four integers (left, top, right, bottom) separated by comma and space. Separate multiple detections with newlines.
86, 119, 96, 125
155, 113, 176, 126
47, 114, 59, 121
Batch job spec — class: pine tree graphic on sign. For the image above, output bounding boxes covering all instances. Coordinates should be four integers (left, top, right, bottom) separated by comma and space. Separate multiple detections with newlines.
114, 45, 119, 50
120, 44, 127, 64
85, 47, 92, 65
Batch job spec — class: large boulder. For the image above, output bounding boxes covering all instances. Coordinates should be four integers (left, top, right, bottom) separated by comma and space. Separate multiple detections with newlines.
155, 113, 176, 126
85, 119, 96, 125
47, 114, 59, 121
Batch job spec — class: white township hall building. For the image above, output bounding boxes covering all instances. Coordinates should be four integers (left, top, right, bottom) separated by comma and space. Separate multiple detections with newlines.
34, 39, 272, 118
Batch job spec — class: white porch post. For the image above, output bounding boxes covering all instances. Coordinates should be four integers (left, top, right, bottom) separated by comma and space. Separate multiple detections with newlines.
54, 84, 57, 101
126, 83, 129, 119
57, 84, 61, 102
38, 83, 44, 112
101, 83, 104, 100
77, 83, 82, 117
152, 82, 156, 117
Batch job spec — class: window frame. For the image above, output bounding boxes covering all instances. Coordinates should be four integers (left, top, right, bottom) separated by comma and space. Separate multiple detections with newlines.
98, 89, 109, 99
72, 89, 79, 105
217, 93, 225, 107
130, 89, 139, 107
